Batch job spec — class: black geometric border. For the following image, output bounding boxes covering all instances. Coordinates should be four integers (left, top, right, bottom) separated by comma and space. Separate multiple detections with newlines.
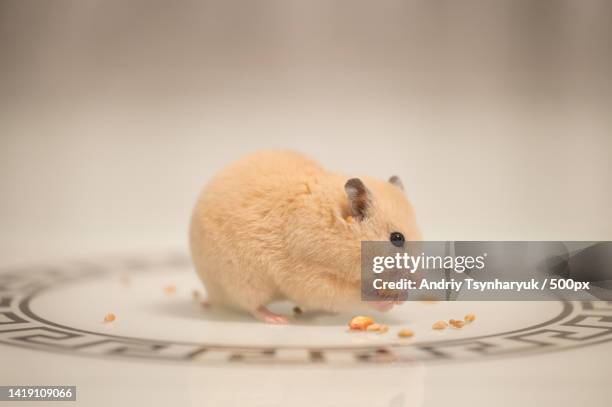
1, 255, 612, 365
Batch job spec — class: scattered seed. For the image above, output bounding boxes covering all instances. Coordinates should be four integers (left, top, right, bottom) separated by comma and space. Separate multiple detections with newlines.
104, 313, 116, 323
449, 319, 465, 328
398, 328, 414, 338
164, 285, 176, 295
367, 323, 380, 332
349, 316, 374, 331
367, 323, 390, 333
432, 320, 448, 330
346, 215, 354, 224
293, 306, 303, 315
465, 313, 476, 323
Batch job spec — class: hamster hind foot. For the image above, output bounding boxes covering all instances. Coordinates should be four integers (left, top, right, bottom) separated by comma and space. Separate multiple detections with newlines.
254, 306, 290, 324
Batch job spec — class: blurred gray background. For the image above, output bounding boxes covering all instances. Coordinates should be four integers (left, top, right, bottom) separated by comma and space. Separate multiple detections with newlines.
1, 0, 611, 263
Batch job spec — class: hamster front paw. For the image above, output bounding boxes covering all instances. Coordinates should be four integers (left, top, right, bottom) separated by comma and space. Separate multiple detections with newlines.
254, 306, 290, 324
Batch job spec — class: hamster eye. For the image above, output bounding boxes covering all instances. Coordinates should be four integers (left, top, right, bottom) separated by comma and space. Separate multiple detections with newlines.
389, 232, 405, 247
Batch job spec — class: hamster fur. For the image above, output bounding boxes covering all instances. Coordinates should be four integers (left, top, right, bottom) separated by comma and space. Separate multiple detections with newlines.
189, 151, 420, 323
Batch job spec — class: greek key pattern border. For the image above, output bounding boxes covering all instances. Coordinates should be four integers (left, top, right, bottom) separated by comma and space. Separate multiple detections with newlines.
1, 255, 611, 365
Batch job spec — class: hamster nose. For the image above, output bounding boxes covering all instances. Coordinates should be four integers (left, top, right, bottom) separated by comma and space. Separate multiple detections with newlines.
369, 300, 395, 312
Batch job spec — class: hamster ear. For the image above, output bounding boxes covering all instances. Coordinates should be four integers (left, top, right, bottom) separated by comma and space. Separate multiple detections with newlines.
388, 175, 404, 192
345, 178, 371, 220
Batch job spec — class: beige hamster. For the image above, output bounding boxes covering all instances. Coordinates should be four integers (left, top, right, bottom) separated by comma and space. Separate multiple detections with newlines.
189, 150, 420, 323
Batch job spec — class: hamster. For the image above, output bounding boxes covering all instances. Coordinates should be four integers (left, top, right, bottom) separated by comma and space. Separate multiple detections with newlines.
189, 151, 420, 323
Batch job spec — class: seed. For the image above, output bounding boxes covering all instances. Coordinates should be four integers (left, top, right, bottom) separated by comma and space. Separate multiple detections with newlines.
104, 313, 116, 322
397, 328, 414, 338
293, 306, 303, 315
164, 285, 176, 295
346, 215, 354, 224
432, 320, 448, 330
449, 319, 465, 328
349, 316, 374, 331
367, 323, 381, 332
366, 323, 389, 333
464, 313, 476, 323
